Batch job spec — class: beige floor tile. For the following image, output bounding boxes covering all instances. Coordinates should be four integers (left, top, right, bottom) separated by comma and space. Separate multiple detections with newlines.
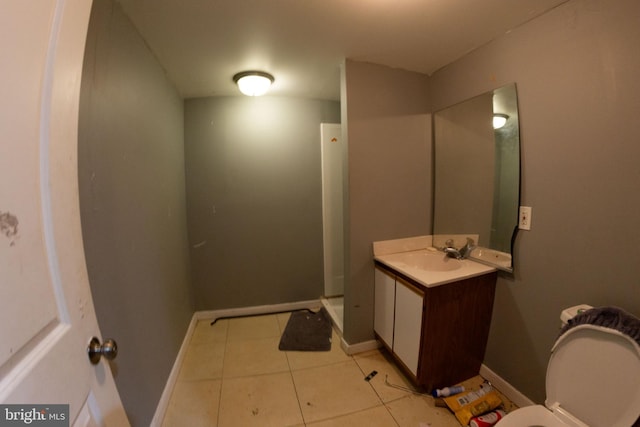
353, 349, 420, 403
227, 314, 281, 342
218, 372, 303, 427
162, 379, 221, 427
285, 329, 351, 370
179, 341, 225, 380
292, 360, 382, 423
385, 394, 459, 427
165, 310, 516, 426
307, 405, 398, 427
276, 311, 291, 332
223, 337, 289, 378
191, 318, 228, 345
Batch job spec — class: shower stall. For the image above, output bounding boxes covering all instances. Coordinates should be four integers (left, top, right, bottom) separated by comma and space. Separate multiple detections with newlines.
320, 123, 344, 332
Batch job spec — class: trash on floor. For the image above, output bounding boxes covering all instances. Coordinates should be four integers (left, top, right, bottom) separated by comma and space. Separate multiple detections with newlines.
433, 397, 448, 408
364, 370, 378, 381
383, 375, 426, 395
442, 383, 503, 426
430, 383, 465, 409
468, 409, 506, 427
431, 385, 465, 398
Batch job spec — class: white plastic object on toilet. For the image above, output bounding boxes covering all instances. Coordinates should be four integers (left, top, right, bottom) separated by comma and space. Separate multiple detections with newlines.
560, 304, 593, 326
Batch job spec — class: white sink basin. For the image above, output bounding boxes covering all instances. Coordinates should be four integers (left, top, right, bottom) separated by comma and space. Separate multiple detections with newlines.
374, 248, 496, 288
381, 250, 461, 272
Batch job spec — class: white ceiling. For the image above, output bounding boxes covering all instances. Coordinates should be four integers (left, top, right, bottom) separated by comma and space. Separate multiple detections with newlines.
117, 0, 568, 101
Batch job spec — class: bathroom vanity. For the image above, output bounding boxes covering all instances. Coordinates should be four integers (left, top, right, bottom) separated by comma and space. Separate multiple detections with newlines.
373, 236, 497, 391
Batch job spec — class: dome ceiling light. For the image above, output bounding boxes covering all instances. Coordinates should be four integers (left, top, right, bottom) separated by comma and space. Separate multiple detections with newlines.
233, 71, 274, 97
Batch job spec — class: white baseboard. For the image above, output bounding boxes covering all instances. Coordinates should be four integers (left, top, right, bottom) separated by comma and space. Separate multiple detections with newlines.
480, 364, 535, 408
196, 299, 322, 322
149, 312, 199, 427
320, 298, 344, 333
340, 337, 380, 355
151, 299, 322, 425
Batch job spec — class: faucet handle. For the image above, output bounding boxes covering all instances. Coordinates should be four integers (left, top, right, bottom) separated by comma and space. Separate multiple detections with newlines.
459, 237, 476, 259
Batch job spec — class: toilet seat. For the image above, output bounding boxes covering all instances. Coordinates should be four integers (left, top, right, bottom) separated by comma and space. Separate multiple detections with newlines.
498, 324, 640, 427
497, 404, 583, 427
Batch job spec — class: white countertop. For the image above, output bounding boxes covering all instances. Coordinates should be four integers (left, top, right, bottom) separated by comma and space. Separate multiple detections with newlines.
373, 236, 496, 288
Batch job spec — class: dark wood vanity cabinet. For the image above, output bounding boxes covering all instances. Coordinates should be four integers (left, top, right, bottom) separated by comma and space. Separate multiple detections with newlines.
374, 262, 497, 392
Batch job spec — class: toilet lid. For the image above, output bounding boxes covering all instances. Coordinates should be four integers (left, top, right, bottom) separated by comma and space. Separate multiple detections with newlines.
546, 324, 640, 427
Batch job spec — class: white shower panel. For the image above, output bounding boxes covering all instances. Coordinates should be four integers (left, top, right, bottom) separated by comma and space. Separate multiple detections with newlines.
320, 123, 344, 298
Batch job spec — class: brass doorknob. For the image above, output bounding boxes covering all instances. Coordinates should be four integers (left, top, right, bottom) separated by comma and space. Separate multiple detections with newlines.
87, 337, 118, 365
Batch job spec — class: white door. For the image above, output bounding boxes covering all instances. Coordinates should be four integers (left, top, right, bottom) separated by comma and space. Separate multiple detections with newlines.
0, 1, 128, 425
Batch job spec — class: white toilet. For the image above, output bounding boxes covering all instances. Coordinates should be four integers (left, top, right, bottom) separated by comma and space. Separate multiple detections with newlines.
497, 307, 640, 427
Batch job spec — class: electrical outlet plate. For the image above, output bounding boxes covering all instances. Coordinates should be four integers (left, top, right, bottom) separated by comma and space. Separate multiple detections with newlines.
519, 206, 532, 230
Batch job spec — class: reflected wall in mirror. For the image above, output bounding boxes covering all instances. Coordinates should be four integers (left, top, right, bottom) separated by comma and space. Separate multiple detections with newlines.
433, 83, 520, 272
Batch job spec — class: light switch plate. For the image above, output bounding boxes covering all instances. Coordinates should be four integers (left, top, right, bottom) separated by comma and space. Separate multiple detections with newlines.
519, 206, 532, 230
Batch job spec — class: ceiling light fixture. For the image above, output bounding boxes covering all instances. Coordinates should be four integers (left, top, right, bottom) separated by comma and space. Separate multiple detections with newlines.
233, 71, 274, 97
493, 113, 509, 129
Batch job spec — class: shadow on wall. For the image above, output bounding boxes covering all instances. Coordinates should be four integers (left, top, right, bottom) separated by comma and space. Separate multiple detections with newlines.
486, 276, 549, 403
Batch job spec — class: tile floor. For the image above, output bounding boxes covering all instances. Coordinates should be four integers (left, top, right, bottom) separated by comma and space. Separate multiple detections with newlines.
162, 311, 516, 427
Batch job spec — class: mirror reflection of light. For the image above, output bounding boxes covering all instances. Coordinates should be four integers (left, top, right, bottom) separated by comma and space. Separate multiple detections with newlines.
493, 113, 508, 129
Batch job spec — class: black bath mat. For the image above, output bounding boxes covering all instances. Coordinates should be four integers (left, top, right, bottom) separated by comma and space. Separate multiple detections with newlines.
278, 308, 332, 351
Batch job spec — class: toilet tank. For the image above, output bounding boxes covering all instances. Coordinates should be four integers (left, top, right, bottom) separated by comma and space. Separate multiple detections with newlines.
560, 304, 593, 326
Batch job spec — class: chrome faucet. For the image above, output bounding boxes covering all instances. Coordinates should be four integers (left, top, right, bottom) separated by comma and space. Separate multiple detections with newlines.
443, 238, 475, 260
444, 246, 463, 259
459, 237, 476, 258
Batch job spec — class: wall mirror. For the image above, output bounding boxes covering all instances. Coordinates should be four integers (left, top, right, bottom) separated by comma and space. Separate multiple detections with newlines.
432, 83, 520, 272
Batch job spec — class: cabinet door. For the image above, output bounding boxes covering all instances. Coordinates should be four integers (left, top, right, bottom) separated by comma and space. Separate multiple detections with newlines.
374, 267, 395, 348
393, 278, 424, 376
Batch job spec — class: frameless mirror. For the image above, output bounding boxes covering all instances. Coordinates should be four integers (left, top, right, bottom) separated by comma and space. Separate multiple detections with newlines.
433, 83, 520, 272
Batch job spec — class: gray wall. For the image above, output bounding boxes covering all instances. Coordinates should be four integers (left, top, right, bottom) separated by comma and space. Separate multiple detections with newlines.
184, 96, 340, 310
342, 60, 432, 344
78, 0, 193, 425
429, 0, 640, 402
